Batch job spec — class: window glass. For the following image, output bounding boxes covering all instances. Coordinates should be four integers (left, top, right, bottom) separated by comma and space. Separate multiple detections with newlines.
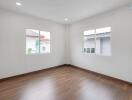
83, 30, 95, 53
26, 29, 39, 54
95, 27, 111, 56
40, 31, 50, 53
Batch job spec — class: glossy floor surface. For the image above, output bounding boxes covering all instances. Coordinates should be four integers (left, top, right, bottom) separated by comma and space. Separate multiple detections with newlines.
0, 66, 131, 100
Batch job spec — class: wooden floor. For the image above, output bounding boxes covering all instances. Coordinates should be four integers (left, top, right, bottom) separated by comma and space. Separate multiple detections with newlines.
0, 66, 131, 100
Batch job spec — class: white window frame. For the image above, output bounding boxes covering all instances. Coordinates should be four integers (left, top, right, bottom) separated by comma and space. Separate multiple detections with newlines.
26, 29, 51, 55
83, 27, 111, 56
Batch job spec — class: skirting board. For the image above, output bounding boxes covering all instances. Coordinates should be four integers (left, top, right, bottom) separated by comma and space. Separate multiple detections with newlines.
0, 64, 131, 85
0, 64, 64, 82
65, 64, 132, 85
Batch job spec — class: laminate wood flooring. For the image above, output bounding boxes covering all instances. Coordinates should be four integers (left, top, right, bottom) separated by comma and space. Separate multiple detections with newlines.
0, 66, 131, 100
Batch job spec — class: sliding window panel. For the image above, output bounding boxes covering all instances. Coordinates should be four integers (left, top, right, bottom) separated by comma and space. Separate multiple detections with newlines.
26, 29, 39, 54
40, 31, 50, 53
83, 30, 95, 53
95, 27, 111, 56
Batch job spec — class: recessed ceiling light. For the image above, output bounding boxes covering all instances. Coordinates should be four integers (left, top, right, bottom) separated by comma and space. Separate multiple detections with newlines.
16, 2, 22, 6
64, 18, 68, 22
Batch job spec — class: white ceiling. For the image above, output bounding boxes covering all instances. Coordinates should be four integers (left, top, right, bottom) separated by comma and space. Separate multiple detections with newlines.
0, 0, 131, 24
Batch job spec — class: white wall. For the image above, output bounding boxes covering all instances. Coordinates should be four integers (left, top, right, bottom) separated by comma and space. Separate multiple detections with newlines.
69, 7, 132, 82
0, 6, 132, 83
0, 9, 65, 79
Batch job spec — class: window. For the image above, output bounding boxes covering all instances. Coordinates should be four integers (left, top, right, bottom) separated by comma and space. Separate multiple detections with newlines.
26, 29, 50, 54
83, 27, 111, 56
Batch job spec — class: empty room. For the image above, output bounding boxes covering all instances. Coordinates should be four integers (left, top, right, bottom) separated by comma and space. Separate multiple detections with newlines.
0, 0, 132, 100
